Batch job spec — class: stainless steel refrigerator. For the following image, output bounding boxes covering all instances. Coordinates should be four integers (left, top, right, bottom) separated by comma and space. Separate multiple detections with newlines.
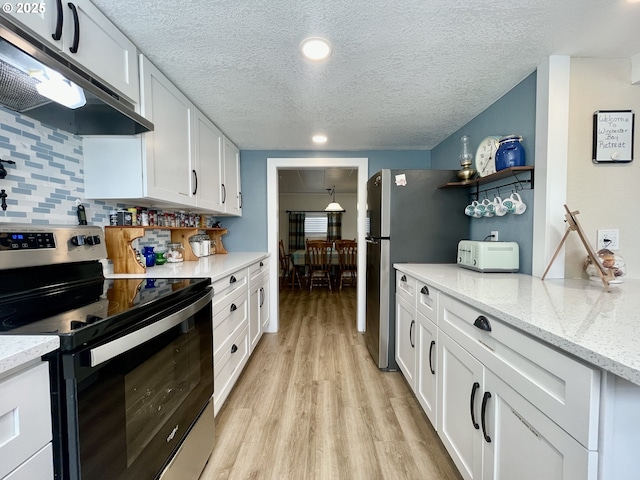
364, 169, 469, 370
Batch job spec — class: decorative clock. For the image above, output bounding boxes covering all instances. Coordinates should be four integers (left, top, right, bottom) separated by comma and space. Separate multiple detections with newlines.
475, 136, 500, 177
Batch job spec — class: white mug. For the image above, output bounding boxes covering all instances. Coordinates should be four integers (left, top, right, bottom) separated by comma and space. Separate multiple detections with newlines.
493, 195, 507, 216
481, 198, 495, 217
465, 200, 479, 217
502, 192, 526, 215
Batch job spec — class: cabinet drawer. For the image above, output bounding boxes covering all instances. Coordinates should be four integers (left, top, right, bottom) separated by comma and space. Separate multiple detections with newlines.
213, 287, 248, 364
416, 281, 438, 322
396, 271, 416, 307
212, 269, 248, 304
214, 325, 249, 416
249, 259, 268, 280
439, 294, 600, 450
4, 443, 54, 480
0, 362, 52, 479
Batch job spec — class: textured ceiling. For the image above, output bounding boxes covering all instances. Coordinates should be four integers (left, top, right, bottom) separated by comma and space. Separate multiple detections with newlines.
278, 168, 358, 193
92, 0, 640, 151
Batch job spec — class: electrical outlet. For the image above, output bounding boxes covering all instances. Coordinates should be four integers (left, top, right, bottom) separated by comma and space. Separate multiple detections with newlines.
596, 229, 619, 251
490, 230, 499, 242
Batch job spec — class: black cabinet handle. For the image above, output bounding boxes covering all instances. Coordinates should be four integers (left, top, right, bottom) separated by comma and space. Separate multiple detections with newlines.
409, 320, 415, 348
420, 285, 429, 295
67, 3, 80, 53
259, 287, 265, 307
239, 191, 242, 208
400, 275, 407, 282
470, 382, 480, 430
260, 261, 264, 267
231, 344, 238, 354
52, 0, 63, 41
192, 169, 198, 195
230, 303, 237, 312
428, 340, 436, 375
481, 391, 492, 443
222, 183, 226, 203
229, 275, 236, 284
473, 315, 492, 332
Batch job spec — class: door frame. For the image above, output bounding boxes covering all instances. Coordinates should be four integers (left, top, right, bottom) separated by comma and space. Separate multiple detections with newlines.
266, 157, 369, 333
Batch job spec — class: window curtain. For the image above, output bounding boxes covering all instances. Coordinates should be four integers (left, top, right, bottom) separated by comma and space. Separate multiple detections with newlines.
288, 212, 306, 251
326, 212, 342, 242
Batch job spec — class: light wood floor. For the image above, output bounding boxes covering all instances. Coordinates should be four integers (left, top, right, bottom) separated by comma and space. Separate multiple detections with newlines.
200, 285, 462, 480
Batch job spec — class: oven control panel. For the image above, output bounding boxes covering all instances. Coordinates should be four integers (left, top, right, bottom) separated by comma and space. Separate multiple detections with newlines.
0, 231, 56, 250
0, 224, 107, 268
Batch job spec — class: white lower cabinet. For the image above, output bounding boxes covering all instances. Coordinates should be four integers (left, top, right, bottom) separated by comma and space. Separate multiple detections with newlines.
482, 370, 596, 480
416, 311, 438, 427
213, 258, 270, 416
395, 269, 599, 480
438, 332, 484, 480
395, 293, 417, 390
0, 362, 53, 480
249, 260, 269, 353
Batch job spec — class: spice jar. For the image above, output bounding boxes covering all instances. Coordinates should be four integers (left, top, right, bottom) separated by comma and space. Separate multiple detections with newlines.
166, 242, 185, 263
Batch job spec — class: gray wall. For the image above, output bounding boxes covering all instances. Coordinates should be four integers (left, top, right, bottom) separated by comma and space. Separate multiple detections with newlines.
430, 72, 537, 274
222, 150, 431, 251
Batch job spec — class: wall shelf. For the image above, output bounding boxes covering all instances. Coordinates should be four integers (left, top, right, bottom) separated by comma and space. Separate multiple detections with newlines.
438, 166, 534, 189
105, 226, 228, 274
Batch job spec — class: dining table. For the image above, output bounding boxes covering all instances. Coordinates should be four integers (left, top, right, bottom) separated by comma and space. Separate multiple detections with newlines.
291, 248, 340, 266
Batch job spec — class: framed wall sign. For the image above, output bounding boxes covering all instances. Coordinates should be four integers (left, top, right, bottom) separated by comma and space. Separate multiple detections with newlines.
592, 110, 634, 163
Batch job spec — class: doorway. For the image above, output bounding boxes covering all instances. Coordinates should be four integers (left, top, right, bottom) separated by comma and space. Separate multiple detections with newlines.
266, 157, 368, 333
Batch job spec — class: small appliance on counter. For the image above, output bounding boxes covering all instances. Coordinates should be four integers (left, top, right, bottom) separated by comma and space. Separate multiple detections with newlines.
457, 240, 519, 272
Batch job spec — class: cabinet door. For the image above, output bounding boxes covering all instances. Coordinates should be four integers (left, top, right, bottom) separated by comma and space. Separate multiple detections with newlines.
438, 332, 484, 480
222, 136, 242, 216
194, 111, 223, 210
416, 311, 438, 429
482, 370, 597, 480
259, 279, 270, 331
4, 0, 62, 50
61, 0, 140, 103
396, 294, 417, 391
249, 283, 261, 353
140, 56, 195, 206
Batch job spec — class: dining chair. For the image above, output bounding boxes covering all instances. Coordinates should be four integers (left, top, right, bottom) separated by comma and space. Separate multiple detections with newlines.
279, 239, 302, 289
335, 239, 357, 289
305, 240, 333, 291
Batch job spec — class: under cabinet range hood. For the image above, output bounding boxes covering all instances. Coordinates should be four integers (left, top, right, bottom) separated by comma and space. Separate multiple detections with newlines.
0, 18, 153, 135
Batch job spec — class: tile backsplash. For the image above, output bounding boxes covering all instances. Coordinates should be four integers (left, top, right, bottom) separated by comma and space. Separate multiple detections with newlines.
0, 106, 170, 252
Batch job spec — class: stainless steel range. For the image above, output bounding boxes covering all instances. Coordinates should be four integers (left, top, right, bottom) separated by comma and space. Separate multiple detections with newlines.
0, 224, 215, 480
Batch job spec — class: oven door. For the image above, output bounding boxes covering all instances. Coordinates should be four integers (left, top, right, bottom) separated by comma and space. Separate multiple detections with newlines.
58, 288, 213, 480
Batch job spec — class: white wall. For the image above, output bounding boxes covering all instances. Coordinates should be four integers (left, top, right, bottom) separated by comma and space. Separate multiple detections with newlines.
278, 193, 358, 251
565, 57, 640, 279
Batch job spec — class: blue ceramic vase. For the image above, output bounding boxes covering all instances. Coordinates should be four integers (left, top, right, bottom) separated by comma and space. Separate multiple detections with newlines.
495, 135, 525, 171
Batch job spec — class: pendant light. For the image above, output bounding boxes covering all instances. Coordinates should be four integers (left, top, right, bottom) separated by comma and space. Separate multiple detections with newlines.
325, 186, 344, 212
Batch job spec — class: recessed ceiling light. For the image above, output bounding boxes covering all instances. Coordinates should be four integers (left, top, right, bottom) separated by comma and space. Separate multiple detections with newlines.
300, 37, 332, 61
312, 134, 328, 144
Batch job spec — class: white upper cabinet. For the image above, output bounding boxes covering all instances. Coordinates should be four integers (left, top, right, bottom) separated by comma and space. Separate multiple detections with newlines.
84, 55, 196, 207
5, 0, 140, 104
84, 56, 242, 215
140, 56, 195, 205
194, 112, 223, 211
222, 136, 242, 216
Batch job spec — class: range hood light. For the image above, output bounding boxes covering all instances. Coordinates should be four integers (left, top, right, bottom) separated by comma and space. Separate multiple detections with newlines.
34, 76, 86, 109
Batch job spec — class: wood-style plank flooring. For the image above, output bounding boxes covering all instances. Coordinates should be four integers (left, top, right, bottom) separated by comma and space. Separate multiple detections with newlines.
200, 285, 461, 480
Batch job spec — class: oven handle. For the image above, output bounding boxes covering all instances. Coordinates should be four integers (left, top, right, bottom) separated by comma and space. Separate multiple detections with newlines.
89, 289, 213, 367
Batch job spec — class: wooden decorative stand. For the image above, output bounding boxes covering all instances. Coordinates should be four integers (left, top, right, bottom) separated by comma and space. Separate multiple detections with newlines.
542, 205, 616, 291
105, 226, 228, 274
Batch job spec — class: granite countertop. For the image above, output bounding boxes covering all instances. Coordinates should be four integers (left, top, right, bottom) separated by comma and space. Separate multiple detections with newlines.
105, 252, 269, 281
0, 336, 59, 377
394, 263, 640, 387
